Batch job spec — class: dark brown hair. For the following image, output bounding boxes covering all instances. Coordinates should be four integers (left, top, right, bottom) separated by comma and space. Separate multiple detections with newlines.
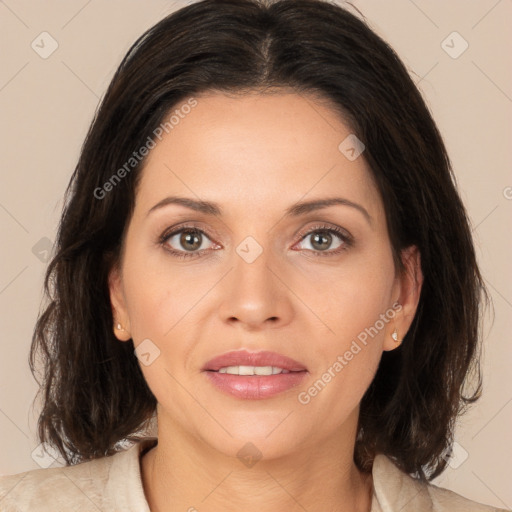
29, 0, 487, 481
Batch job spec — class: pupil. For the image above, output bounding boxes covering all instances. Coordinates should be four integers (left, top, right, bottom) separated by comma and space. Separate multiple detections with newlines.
181, 230, 201, 250
312, 231, 331, 250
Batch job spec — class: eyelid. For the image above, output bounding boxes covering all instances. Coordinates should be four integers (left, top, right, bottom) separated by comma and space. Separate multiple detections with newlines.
159, 221, 220, 244
295, 223, 352, 243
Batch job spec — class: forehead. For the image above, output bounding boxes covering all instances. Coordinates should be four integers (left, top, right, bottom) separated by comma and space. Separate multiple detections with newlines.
135, 91, 383, 223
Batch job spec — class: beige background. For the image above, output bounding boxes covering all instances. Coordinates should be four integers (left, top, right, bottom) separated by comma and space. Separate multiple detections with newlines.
0, 0, 511, 508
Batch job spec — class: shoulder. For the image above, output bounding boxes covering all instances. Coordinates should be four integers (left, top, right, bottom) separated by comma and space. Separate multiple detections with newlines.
425, 483, 508, 512
0, 453, 116, 512
0, 438, 156, 512
371, 454, 509, 512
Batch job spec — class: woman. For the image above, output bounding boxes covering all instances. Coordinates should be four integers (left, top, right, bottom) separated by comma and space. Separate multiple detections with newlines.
0, 0, 507, 510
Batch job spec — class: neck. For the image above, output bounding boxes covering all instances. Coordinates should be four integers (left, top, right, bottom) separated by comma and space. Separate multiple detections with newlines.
141, 418, 373, 512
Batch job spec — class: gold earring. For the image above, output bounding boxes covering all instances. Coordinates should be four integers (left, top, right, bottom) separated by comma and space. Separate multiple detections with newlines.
391, 327, 401, 344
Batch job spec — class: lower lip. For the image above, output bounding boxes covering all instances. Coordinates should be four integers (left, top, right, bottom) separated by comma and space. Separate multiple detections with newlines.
203, 370, 308, 399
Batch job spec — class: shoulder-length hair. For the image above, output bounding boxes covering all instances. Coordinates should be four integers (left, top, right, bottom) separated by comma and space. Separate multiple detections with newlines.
30, 0, 486, 481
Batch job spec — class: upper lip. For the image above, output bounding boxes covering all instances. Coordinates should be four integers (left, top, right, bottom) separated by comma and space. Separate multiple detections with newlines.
202, 350, 308, 372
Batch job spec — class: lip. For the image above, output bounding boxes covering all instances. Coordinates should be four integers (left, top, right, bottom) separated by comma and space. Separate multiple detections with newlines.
204, 371, 308, 399
202, 349, 308, 400
202, 349, 307, 372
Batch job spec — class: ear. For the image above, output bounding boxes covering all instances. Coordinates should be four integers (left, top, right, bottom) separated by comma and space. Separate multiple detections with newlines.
383, 245, 423, 351
108, 262, 132, 342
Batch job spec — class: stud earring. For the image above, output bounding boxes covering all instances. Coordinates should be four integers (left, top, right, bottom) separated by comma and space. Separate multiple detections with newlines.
391, 327, 401, 344
116, 323, 124, 331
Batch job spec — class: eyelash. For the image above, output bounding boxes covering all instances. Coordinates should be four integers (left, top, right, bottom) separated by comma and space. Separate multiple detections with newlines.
158, 223, 353, 260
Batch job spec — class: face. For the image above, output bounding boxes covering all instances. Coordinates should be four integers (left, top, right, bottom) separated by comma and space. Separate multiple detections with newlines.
109, 90, 422, 460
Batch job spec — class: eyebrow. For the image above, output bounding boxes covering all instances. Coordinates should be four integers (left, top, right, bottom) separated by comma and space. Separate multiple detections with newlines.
147, 195, 372, 225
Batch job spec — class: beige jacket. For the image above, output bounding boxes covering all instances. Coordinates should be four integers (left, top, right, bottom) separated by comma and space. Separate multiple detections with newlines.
0, 437, 508, 511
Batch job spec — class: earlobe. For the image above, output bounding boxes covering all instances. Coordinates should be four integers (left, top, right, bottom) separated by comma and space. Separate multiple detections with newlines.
383, 314, 403, 352
383, 245, 423, 351
108, 263, 132, 341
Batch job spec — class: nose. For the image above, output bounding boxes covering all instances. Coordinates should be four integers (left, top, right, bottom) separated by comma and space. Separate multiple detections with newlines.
217, 241, 295, 331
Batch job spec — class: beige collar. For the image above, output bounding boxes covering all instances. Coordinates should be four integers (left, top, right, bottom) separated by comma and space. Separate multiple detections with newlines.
371, 454, 433, 511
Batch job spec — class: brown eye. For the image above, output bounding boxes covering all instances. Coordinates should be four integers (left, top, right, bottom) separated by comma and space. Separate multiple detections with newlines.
161, 227, 216, 259
296, 227, 349, 254
178, 230, 203, 251
309, 231, 337, 251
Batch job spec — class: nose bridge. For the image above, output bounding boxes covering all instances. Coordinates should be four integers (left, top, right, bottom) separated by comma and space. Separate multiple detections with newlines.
219, 231, 292, 327
233, 233, 277, 302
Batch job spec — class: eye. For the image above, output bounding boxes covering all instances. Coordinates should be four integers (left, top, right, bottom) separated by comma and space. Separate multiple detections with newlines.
159, 224, 219, 259
294, 224, 352, 256
158, 222, 353, 260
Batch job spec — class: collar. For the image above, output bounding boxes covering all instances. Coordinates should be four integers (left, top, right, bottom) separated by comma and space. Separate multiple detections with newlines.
104, 437, 158, 511
371, 454, 433, 511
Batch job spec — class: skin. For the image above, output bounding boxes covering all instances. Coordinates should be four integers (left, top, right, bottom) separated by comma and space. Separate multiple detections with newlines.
109, 90, 423, 512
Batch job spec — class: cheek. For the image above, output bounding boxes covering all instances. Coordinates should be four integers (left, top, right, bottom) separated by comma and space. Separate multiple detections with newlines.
121, 240, 204, 341
298, 296, 389, 432
295, 244, 395, 407
123, 272, 168, 341
298, 245, 395, 344
121, 261, 195, 399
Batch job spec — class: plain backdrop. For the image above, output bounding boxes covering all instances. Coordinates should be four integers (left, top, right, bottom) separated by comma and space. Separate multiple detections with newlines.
0, 0, 511, 509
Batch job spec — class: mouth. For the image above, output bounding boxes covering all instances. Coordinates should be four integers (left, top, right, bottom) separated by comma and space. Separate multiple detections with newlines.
201, 350, 308, 399
206, 365, 307, 376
